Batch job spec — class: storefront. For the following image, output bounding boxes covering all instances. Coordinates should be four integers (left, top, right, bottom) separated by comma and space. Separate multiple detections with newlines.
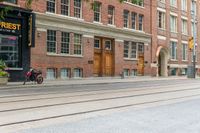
0, 5, 35, 81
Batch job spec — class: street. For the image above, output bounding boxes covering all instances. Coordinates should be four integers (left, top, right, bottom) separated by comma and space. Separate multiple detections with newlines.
0, 78, 200, 133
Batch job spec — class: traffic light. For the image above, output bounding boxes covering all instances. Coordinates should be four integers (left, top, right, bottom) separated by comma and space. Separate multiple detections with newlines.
188, 37, 194, 51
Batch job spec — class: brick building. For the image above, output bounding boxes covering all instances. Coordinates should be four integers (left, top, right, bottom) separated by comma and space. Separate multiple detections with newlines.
28, 0, 151, 79
151, 0, 200, 77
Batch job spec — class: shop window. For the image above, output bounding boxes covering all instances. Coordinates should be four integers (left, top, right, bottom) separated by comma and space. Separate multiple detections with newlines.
73, 68, 82, 78
61, 68, 70, 79
123, 69, 129, 77
47, 68, 56, 80
0, 34, 19, 68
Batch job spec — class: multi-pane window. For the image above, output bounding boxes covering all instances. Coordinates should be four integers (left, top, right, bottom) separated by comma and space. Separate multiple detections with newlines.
131, 12, 137, 30
47, 0, 55, 13
123, 10, 129, 28
124, 41, 129, 58
94, 2, 101, 22
61, 68, 70, 79
74, 34, 82, 55
47, 30, 56, 53
157, 11, 165, 29
94, 38, 100, 49
73, 68, 82, 78
131, 42, 137, 58
181, 0, 187, 11
131, 69, 137, 76
170, 41, 177, 60
124, 41, 137, 59
61, 0, 69, 16
170, 15, 177, 32
182, 43, 188, 61
74, 0, 81, 18
138, 43, 144, 53
170, 0, 177, 7
138, 14, 143, 31
181, 19, 187, 35
108, 6, 114, 25
5, 0, 17, 3
61, 32, 70, 54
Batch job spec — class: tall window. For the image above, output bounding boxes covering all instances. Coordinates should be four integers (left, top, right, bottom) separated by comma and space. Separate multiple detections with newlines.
191, 1, 196, 16
74, 0, 82, 18
47, 0, 55, 13
170, 0, 177, 7
181, 0, 187, 11
182, 43, 188, 61
170, 41, 177, 60
108, 6, 114, 25
74, 34, 82, 55
123, 10, 129, 28
61, 0, 69, 16
131, 12, 137, 30
138, 14, 143, 31
94, 2, 101, 22
61, 32, 70, 54
94, 38, 100, 49
47, 30, 56, 53
157, 11, 165, 29
124, 41, 137, 59
191, 22, 197, 36
170, 15, 177, 32
181, 19, 187, 35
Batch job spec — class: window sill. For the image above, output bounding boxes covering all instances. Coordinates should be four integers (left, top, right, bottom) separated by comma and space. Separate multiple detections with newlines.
47, 53, 83, 58
93, 21, 103, 25
123, 1, 144, 9
6, 68, 23, 71
1, 2, 19, 7
170, 59, 178, 61
107, 24, 116, 27
124, 58, 138, 61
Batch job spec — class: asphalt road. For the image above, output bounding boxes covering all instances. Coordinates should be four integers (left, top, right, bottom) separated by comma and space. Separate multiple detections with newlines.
0, 79, 200, 133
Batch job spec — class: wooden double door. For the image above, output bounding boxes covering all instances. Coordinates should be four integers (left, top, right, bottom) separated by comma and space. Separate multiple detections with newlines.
93, 38, 114, 77
137, 54, 144, 76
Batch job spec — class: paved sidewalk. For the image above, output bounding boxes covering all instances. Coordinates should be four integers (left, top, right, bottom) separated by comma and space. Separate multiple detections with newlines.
0, 76, 189, 89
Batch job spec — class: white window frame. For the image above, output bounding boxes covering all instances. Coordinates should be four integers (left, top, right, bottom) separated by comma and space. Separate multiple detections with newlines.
170, 15, 177, 32
157, 11, 166, 29
182, 43, 188, 61
181, 19, 188, 35
170, 41, 177, 60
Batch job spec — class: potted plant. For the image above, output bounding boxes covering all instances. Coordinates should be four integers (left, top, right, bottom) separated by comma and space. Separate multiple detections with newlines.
0, 60, 9, 85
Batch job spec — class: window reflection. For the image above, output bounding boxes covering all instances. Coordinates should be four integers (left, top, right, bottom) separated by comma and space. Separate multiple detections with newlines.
0, 34, 19, 68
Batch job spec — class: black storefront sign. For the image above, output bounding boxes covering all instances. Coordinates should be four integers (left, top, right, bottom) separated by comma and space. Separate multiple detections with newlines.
0, 5, 35, 81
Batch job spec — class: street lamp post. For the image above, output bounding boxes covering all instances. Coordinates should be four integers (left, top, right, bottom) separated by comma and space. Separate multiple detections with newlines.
192, 0, 196, 78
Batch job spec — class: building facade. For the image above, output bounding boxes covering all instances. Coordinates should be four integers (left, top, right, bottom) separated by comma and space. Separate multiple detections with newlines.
29, 0, 151, 79
0, 1, 35, 81
151, 0, 200, 77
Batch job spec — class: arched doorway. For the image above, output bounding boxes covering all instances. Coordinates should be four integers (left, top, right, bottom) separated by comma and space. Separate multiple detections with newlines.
156, 47, 169, 77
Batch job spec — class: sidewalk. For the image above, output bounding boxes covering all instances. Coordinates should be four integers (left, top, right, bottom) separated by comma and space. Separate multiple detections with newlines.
0, 76, 189, 89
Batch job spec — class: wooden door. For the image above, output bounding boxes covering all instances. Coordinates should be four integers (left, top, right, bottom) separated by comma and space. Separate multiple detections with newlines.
105, 53, 112, 76
93, 53, 101, 76
138, 55, 144, 75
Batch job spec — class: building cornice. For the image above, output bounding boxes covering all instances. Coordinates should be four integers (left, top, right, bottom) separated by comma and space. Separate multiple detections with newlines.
35, 12, 151, 43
